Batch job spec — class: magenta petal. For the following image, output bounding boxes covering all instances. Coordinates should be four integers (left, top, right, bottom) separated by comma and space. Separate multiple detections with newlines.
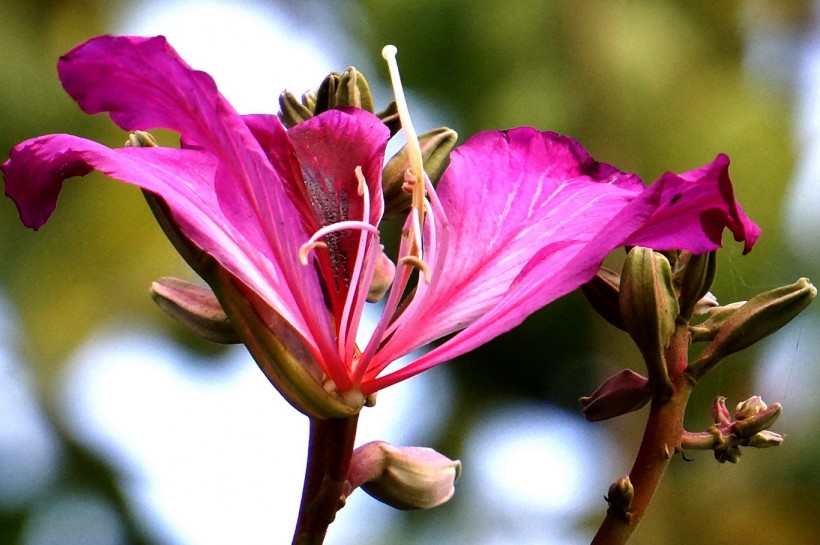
370, 128, 643, 369
59, 35, 223, 148
1, 133, 312, 340
625, 154, 761, 254
288, 108, 388, 228
366, 131, 760, 391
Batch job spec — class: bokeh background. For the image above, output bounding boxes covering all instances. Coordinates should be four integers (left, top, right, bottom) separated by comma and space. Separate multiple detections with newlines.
1, 1, 818, 544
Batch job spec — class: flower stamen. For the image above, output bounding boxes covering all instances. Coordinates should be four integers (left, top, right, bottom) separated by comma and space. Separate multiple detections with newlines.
337, 166, 375, 360
382, 45, 431, 282
298, 221, 379, 266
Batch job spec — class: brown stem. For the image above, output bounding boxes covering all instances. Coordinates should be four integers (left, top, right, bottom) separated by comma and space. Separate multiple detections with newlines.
591, 323, 694, 545
292, 415, 359, 545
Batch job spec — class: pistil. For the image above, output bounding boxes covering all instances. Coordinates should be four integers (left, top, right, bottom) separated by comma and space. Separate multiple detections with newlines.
382, 45, 430, 277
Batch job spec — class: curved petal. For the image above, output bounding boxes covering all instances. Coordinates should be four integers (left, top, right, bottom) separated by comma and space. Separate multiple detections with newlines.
1, 134, 315, 340
625, 154, 761, 254
365, 133, 761, 391
56, 35, 340, 371
369, 128, 642, 371
246, 109, 390, 325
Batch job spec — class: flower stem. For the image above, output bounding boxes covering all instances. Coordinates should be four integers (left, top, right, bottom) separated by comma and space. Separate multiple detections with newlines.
292, 415, 359, 545
591, 323, 694, 545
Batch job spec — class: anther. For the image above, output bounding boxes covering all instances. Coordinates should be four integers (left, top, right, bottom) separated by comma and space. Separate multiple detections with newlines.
299, 241, 328, 266
400, 255, 432, 284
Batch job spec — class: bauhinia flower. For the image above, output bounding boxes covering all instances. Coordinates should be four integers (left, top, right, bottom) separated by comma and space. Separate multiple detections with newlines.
2, 35, 760, 418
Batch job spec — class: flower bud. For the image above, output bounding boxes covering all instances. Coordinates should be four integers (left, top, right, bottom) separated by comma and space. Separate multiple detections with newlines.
689, 301, 744, 342
619, 248, 678, 399
150, 276, 240, 344
367, 247, 396, 303
690, 278, 816, 377
693, 291, 719, 315
579, 369, 651, 421
711, 396, 731, 425
313, 71, 341, 114
674, 251, 717, 320
278, 90, 313, 128
381, 127, 458, 220
376, 100, 401, 136
605, 475, 634, 522
348, 441, 461, 510
734, 395, 768, 420
732, 397, 782, 439
748, 430, 784, 449
335, 67, 375, 112
125, 130, 158, 148
302, 90, 317, 112
581, 266, 625, 331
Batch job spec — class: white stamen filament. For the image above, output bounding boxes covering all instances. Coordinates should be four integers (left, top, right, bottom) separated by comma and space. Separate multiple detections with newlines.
382, 46, 424, 190
382, 44, 431, 282
337, 167, 372, 360
298, 220, 379, 266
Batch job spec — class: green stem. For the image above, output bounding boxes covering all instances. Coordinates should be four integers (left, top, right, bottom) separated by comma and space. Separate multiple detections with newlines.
591, 323, 694, 545
292, 415, 359, 545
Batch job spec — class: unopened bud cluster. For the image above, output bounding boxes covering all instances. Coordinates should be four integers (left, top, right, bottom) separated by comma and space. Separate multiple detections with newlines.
581, 248, 815, 419
681, 396, 784, 463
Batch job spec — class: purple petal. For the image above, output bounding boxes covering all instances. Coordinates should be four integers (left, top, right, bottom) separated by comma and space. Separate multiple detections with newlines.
625, 154, 761, 254
59, 35, 222, 149
57, 35, 343, 371
366, 130, 760, 391
2, 134, 313, 336
370, 128, 643, 372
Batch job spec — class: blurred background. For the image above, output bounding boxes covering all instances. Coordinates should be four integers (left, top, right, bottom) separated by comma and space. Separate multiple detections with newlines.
0, 0, 818, 544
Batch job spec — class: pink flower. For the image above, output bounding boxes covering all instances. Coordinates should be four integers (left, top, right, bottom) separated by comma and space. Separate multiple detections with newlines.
2, 36, 760, 413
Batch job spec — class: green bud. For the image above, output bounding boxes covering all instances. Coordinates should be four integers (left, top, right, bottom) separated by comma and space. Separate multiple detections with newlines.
581, 266, 625, 331
712, 396, 732, 425
278, 90, 313, 128
689, 278, 816, 378
675, 251, 717, 321
151, 277, 240, 344
314, 71, 341, 114
125, 130, 158, 148
348, 441, 461, 510
381, 127, 458, 220
619, 248, 678, 400
689, 301, 745, 342
376, 100, 401, 137
335, 67, 375, 112
302, 90, 317, 112
579, 369, 651, 422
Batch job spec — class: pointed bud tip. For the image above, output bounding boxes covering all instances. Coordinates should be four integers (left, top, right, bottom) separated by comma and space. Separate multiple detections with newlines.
350, 441, 461, 511
150, 277, 240, 344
